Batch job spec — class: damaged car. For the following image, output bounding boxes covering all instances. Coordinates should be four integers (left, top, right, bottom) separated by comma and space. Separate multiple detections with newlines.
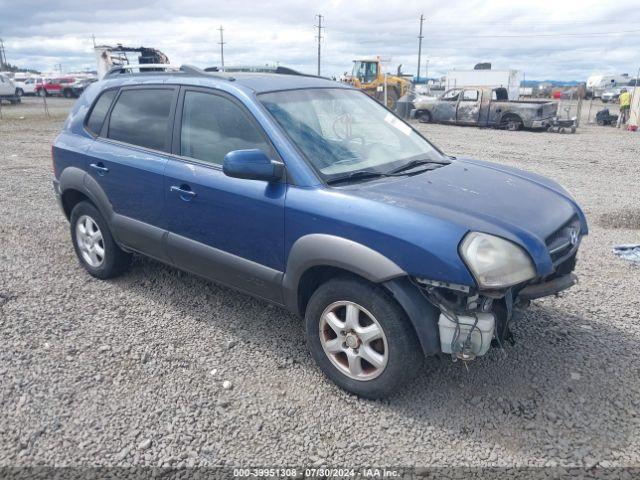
52, 65, 587, 398
412, 86, 558, 130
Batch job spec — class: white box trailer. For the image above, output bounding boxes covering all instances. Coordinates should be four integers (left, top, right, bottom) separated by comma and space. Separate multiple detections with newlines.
445, 69, 522, 100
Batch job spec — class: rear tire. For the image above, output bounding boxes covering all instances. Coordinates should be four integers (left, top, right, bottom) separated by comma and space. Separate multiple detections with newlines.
15, 88, 24, 97
503, 115, 523, 131
70, 201, 131, 279
305, 277, 423, 399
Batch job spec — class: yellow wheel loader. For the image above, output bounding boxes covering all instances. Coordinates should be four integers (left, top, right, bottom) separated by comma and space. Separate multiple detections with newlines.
344, 57, 411, 110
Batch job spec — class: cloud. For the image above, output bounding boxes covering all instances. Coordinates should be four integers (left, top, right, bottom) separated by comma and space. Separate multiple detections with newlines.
1, 0, 639, 80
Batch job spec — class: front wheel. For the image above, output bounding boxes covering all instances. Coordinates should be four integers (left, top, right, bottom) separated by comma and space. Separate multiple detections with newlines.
417, 110, 432, 123
70, 201, 131, 279
305, 277, 423, 398
15, 88, 24, 97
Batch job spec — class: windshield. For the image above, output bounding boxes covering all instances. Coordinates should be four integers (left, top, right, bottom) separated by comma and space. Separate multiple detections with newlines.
259, 88, 444, 181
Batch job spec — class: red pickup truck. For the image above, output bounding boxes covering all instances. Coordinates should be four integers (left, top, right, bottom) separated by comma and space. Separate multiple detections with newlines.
35, 77, 75, 97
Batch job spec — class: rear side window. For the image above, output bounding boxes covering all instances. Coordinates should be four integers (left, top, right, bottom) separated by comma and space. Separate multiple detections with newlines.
107, 89, 174, 151
86, 89, 117, 135
180, 90, 272, 165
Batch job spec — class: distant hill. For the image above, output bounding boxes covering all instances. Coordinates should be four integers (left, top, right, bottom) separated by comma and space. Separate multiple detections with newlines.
522, 79, 581, 87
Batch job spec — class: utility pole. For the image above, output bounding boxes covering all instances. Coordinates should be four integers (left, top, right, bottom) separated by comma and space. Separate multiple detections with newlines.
218, 26, 226, 70
417, 14, 424, 85
91, 34, 96, 48
315, 14, 324, 76
0, 38, 7, 69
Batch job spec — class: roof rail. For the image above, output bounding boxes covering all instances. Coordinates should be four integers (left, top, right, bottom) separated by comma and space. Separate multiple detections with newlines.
181, 64, 233, 81
104, 63, 234, 81
104, 64, 182, 77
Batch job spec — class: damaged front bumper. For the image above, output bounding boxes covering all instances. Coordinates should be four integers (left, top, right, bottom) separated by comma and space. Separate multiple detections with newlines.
518, 273, 577, 300
414, 261, 579, 361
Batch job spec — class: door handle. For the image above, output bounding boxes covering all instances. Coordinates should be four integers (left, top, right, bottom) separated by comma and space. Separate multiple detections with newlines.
89, 163, 109, 175
170, 185, 197, 200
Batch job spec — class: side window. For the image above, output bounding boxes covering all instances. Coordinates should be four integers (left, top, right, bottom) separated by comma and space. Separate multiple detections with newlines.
461, 90, 479, 101
442, 89, 461, 101
108, 89, 174, 151
86, 89, 117, 135
180, 91, 272, 165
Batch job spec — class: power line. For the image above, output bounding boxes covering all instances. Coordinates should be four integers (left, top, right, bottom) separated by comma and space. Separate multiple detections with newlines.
416, 14, 424, 83
315, 14, 324, 76
218, 25, 226, 70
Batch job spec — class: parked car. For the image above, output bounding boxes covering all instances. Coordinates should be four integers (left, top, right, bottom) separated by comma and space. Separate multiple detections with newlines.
413, 86, 558, 130
35, 77, 75, 97
61, 77, 97, 98
0, 74, 21, 104
52, 66, 587, 398
601, 87, 625, 103
13, 75, 38, 96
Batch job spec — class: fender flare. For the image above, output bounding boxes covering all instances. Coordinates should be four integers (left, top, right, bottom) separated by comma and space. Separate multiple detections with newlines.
282, 234, 405, 313
384, 277, 440, 355
58, 166, 116, 226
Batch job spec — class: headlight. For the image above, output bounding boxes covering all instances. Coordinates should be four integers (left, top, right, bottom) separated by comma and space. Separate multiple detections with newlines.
460, 232, 536, 289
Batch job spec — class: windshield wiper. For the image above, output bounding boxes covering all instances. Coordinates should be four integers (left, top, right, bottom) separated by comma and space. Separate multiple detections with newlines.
387, 157, 451, 174
326, 170, 388, 185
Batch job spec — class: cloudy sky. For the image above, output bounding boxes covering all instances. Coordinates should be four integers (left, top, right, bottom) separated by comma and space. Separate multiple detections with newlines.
1, 0, 639, 81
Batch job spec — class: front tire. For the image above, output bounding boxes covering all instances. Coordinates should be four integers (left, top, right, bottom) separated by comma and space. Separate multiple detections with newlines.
305, 277, 423, 398
417, 110, 432, 123
15, 88, 24, 97
70, 201, 131, 279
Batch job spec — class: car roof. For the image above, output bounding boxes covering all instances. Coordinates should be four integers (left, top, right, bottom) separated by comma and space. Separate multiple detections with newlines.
102, 70, 350, 94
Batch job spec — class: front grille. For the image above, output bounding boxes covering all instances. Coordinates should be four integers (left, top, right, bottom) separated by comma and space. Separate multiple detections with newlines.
546, 215, 580, 263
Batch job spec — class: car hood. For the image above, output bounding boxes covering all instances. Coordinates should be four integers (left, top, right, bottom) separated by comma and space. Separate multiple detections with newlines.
344, 157, 587, 273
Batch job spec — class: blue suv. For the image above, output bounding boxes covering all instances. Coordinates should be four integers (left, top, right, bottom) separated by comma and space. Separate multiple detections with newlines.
53, 65, 587, 398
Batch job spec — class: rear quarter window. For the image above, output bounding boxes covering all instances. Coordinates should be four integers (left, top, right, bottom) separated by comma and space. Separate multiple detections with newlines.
107, 89, 174, 151
86, 89, 117, 135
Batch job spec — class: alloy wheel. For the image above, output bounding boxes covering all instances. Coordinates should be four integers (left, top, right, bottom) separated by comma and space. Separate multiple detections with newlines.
319, 301, 389, 381
75, 215, 105, 267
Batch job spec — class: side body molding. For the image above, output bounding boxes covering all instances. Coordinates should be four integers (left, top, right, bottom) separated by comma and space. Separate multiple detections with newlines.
282, 234, 406, 313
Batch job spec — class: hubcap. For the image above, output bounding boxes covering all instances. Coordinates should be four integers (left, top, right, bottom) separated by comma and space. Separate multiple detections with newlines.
75, 215, 105, 267
319, 301, 388, 381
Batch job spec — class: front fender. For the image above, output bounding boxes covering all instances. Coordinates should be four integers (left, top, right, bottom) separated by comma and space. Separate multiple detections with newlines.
282, 234, 405, 313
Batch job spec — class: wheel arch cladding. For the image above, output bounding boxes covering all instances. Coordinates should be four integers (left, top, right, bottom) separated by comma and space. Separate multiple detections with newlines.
383, 277, 440, 355
283, 233, 405, 314
58, 167, 114, 222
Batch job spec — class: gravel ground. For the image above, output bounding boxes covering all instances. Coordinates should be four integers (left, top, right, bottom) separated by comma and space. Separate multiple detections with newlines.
1, 96, 639, 470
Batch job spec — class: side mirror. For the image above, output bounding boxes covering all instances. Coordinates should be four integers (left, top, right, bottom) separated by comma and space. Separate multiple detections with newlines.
223, 149, 284, 182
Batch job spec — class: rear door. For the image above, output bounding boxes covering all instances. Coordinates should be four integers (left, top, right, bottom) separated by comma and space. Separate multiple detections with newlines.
163, 87, 286, 302
456, 89, 481, 124
85, 85, 178, 261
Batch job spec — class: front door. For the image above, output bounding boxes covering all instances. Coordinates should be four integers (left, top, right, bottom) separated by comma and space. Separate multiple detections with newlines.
433, 89, 461, 123
456, 89, 481, 124
86, 86, 178, 261
164, 88, 286, 303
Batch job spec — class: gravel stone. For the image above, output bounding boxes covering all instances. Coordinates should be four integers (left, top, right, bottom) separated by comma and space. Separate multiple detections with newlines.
1, 97, 639, 468
138, 439, 152, 451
